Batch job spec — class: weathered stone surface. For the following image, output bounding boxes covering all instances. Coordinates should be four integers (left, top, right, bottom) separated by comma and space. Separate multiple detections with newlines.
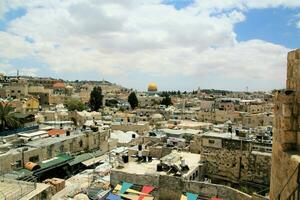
270, 49, 300, 199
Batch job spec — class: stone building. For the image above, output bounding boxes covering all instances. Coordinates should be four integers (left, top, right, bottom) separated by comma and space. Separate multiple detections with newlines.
0, 129, 110, 173
111, 121, 150, 135
110, 150, 260, 200
190, 132, 271, 188
270, 49, 300, 199
5, 79, 29, 99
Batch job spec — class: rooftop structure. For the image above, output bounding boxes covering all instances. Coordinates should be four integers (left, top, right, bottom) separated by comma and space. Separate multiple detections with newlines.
113, 151, 200, 180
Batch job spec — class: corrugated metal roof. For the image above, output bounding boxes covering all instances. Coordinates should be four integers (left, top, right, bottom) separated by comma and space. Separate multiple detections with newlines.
40, 154, 73, 169
68, 150, 103, 166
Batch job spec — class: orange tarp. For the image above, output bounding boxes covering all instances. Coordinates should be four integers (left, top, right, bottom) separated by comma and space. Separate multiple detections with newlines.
48, 129, 65, 136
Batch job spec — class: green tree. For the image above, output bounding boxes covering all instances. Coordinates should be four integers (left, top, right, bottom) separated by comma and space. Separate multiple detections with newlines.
89, 86, 103, 111
161, 94, 172, 107
65, 98, 85, 111
128, 92, 138, 110
0, 103, 21, 132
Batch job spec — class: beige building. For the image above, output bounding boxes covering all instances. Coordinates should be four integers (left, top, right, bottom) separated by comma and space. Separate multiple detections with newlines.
5, 79, 29, 99
111, 121, 150, 135
138, 94, 163, 108
0, 129, 110, 173
110, 150, 256, 200
190, 132, 271, 187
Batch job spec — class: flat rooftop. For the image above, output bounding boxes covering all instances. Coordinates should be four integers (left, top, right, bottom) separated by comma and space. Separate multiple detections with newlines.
114, 151, 200, 178
201, 131, 273, 145
0, 179, 36, 200
160, 128, 200, 135
26, 132, 84, 147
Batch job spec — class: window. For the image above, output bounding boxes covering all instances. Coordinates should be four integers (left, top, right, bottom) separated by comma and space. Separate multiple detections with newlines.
59, 145, 64, 153
15, 160, 22, 169
41, 191, 48, 199
18, 90, 21, 93
208, 140, 215, 144
47, 146, 52, 157
11, 90, 15, 93
79, 140, 83, 147
29, 155, 39, 163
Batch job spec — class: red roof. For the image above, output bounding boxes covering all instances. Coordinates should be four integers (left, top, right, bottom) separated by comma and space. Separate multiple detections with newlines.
53, 82, 66, 89
48, 129, 65, 136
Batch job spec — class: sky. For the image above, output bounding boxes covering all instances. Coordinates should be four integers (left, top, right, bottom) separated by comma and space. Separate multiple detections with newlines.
0, 0, 300, 91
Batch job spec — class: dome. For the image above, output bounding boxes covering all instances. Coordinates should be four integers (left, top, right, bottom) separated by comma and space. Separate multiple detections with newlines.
148, 83, 158, 92
66, 85, 73, 89
74, 194, 89, 200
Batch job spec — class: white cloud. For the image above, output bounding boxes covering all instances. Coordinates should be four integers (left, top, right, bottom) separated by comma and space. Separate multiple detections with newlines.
0, 63, 38, 77
0, 32, 34, 59
0, 0, 295, 90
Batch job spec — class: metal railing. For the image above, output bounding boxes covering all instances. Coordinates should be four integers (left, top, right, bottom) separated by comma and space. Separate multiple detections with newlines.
0, 176, 37, 200
276, 163, 300, 200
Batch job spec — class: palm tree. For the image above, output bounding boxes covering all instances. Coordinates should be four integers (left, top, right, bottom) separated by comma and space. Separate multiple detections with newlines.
0, 102, 21, 132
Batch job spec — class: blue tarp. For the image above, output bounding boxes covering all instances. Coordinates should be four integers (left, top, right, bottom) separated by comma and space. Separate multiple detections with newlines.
187, 192, 198, 200
120, 182, 133, 194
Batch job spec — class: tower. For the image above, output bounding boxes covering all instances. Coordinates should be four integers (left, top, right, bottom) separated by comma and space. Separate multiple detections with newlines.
270, 49, 300, 199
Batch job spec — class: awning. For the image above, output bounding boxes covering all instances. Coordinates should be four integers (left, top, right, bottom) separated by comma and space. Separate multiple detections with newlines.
68, 150, 103, 166
82, 154, 107, 167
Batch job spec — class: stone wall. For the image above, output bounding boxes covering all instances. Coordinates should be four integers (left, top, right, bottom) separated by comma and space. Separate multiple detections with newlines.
111, 122, 150, 135
110, 170, 264, 200
0, 130, 110, 173
200, 137, 271, 186
270, 49, 300, 199
110, 170, 160, 198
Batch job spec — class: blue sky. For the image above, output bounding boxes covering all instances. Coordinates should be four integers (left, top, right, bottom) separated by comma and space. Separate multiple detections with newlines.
235, 8, 300, 49
0, 0, 300, 91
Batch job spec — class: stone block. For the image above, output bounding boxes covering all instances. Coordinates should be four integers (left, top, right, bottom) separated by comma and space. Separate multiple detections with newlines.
280, 131, 297, 144
281, 117, 293, 130
282, 104, 292, 117
288, 51, 296, 62
280, 143, 295, 151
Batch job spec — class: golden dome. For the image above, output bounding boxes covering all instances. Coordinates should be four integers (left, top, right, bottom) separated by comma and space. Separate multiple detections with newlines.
148, 83, 158, 92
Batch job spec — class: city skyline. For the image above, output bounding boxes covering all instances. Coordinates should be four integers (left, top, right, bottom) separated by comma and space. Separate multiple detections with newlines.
1, 0, 300, 91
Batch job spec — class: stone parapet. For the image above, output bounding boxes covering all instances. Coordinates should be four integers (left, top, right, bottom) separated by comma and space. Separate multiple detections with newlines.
273, 90, 298, 151
287, 49, 300, 90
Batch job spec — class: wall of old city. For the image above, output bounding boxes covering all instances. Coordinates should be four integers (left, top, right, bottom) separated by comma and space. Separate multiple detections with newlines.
270, 49, 300, 199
